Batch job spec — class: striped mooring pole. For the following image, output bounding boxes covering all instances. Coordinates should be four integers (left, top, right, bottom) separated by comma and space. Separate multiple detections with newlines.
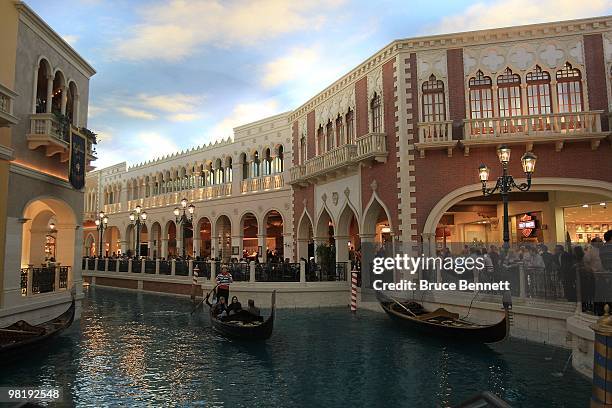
350, 269, 358, 312
191, 266, 199, 303
592, 304, 612, 408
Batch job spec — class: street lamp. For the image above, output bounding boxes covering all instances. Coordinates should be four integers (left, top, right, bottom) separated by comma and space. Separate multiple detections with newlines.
128, 205, 147, 258
478, 145, 537, 252
94, 210, 109, 257
174, 198, 195, 258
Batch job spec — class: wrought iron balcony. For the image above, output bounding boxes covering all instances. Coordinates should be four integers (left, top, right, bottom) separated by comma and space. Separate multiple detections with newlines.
26, 115, 98, 166
0, 82, 18, 127
20, 266, 70, 296
462, 111, 608, 155
415, 120, 455, 157
290, 133, 388, 185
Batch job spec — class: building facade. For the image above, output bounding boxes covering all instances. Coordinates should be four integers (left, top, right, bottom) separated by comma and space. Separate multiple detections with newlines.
1, 1, 96, 326
85, 16, 612, 374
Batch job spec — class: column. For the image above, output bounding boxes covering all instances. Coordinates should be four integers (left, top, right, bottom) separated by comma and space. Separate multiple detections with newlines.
45, 74, 53, 113
334, 235, 350, 264
161, 238, 168, 259
257, 234, 266, 262
147, 240, 154, 258
297, 238, 309, 262
313, 237, 327, 263
60, 86, 67, 115
211, 236, 218, 260
120, 240, 128, 255
176, 223, 184, 257
193, 237, 201, 258
31, 65, 38, 114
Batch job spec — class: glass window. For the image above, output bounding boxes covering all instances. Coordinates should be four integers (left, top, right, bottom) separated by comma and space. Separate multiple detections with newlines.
422, 74, 446, 122
371, 93, 382, 132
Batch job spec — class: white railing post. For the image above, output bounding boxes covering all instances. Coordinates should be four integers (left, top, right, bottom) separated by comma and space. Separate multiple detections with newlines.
27, 266, 33, 296
210, 261, 216, 282
128, 259, 132, 273
171, 259, 176, 275
105, 258, 109, 273
250, 261, 256, 282
189, 259, 193, 276
155, 258, 160, 275
54, 266, 60, 292
519, 262, 527, 299
300, 260, 306, 283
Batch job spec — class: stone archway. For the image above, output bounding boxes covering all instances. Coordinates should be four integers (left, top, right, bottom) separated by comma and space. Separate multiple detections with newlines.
315, 207, 335, 264
297, 211, 314, 261
336, 203, 360, 264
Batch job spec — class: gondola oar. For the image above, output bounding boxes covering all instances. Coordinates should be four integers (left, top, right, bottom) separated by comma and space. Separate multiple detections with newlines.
190, 284, 219, 315
389, 297, 417, 317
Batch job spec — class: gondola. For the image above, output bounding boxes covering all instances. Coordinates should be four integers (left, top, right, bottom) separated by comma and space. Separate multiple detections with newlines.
0, 297, 75, 358
379, 297, 508, 344
209, 291, 276, 341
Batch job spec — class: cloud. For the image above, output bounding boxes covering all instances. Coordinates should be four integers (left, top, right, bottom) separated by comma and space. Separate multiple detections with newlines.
62, 34, 79, 46
427, 0, 612, 34
170, 113, 202, 122
87, 104, 106, 118
114, 0, 346, 61
138, 93, 204, 114
206, 99, 280, 141
95, 131, 180, 168
262, 47, 320, 88
117, 107, 156, 120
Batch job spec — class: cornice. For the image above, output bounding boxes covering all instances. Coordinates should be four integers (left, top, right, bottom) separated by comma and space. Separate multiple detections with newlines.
288, 15, 612, 123
9, 162, 74, 190
0, 145, 15, 161
14, 1, 96, 77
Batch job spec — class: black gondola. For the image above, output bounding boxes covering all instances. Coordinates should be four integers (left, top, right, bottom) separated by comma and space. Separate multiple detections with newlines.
209, 291, 276, 340
0, 297, 75, 357
379, 298, 508, 344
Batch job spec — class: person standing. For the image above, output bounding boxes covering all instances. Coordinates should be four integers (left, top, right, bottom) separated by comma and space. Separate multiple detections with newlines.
216, 265, 233, 303
600, 230, 612, 272
554, 245, 575, 301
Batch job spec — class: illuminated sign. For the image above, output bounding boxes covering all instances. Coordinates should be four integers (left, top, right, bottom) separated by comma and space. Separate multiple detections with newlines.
518, 214, 536, 238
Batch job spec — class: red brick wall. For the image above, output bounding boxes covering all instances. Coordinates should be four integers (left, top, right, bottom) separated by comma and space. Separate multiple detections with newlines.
361, 58, 399, 232
355, 77, 368, 137
95, 277, 138, 289
583, 33, 609, 131
447, 48, 466, 140
414, 144, 612, 235
406, 53, 419, 241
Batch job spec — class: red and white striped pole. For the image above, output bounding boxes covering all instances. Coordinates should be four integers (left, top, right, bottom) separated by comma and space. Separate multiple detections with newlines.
191, 266, 199, 302
350, 269, 358, 312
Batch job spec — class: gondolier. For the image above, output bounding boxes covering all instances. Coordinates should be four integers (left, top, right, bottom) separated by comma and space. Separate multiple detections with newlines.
216, 265, 233, 302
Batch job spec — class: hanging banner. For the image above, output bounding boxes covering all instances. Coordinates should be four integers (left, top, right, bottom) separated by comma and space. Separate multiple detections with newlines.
69, 129, 86, 190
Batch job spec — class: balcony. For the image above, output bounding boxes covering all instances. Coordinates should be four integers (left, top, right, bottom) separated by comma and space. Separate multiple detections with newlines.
126, 183, 233, 212
20, 266, 70, 296
26, 115, 97, 166
241, 174, 284, 193
290, 133, 388, 185
103, 203, 122, 215
462, 111, 609, 155
0, 82, 18, 127
415, 121, 456, 157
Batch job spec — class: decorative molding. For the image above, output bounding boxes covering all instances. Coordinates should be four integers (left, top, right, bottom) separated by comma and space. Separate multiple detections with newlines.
0, 145, 15, 161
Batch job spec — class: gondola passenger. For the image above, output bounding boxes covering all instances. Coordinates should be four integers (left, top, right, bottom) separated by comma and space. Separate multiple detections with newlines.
206, 295, 227, 319
227, 296, 242, 316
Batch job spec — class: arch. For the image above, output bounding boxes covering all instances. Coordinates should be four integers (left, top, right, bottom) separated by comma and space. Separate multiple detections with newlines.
66, 80, 78, 124
164, 220, 177, 258
214, 215, 232, 261
150, 222, 162, 258
21, 197, 77, 274
264, 210, 284, 259
197, 217, 212, 258
84, 233, 96, 257
362, 194, 393, 240
35, 58, 52, 114
240, 212, 259, 259
315, 206, 334, 243
103, 226, 121, 256
422, 178, 612, 240
337, 202, 361, 263
297, 210, 314, 260
51, 70, 66, 115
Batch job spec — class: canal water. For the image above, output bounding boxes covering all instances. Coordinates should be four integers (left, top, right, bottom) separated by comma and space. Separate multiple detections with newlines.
1, 287, 589, 407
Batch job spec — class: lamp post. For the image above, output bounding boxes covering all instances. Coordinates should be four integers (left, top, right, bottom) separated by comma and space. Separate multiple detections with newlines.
129, 205, 147, 258
94, 211, 108, 257
478, 145, 537, 253
174, 198, 195, 258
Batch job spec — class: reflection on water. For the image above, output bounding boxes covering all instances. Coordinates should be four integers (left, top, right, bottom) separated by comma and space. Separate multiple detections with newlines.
0, 287, 590, 407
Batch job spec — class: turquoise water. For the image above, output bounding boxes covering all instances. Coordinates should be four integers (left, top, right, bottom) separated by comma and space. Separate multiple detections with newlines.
0, 287, 589, 407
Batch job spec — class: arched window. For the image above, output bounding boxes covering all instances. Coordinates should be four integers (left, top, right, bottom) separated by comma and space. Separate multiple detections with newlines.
241, 153, 248, 180
66, 81, 78, 124
299, 134, 306, 164
346, 109, 354, 144
35, 59, 51, 114
335, 115, 344, 146
326, 120, 334, 151
526, 66, 552, 116
252, 151, 260, 178
556, 62, 583, 113
422, 74, 446, 122
226, 157, 233, 183
371, 93, 382, 132
263, 148, 272, 175
497, 68, 522, 118
469, 70, 494, 134
274, 145, 284, 173
317, 125, 324, 155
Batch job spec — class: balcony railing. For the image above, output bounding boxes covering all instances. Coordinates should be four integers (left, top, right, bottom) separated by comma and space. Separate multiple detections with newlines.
103, 203, 122, 214
462, 111, 606, 152
20, 266, 70, 296
241, 174, 284, 193
291, 134, 388, 184
355, 132, 387, 162
0, 82, 18, 127
415, 120, 455, 157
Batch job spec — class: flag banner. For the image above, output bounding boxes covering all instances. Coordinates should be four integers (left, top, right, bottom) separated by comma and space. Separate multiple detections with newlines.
69, 129, 86, 190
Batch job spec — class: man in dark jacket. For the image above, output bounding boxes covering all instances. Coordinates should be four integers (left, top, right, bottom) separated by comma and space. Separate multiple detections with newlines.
555, 245, 575, 301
